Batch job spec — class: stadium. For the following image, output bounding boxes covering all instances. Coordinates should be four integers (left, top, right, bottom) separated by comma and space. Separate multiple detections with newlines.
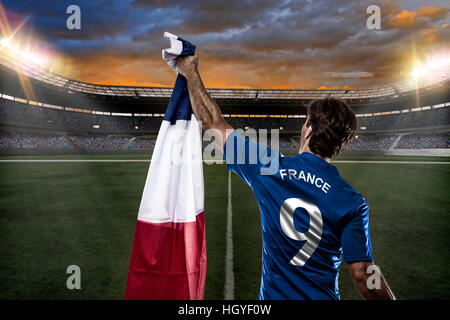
1, 42, 449, 155
0, 37, 450, 155
0, 4, 449, 300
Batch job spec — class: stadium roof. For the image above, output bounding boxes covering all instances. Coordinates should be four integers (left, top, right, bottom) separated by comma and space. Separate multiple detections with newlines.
1, 45, 448, 103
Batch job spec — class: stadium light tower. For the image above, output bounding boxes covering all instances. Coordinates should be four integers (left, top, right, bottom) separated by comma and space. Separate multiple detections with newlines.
0, 37, 10, 46
0, 37, 47, 67
410, 60, 425, 82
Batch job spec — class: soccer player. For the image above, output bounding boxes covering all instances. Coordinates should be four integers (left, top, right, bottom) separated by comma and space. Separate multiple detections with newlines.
175, 54, 396, 300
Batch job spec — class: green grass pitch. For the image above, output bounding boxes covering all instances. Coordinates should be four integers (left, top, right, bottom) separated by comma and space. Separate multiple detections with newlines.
0, 154, 449, 299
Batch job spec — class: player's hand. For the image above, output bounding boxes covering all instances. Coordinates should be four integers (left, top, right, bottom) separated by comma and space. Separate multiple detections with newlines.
176, 55, 199, 79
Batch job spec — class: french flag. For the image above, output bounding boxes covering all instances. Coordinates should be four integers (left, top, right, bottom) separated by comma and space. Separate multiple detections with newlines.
125, 33, 206, 300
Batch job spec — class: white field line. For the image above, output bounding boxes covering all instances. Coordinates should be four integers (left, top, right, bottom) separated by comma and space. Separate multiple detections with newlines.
0, 159, 449, 165
224, 170, 235, 300
0, 159, 151, 162
331, 160, 450, 164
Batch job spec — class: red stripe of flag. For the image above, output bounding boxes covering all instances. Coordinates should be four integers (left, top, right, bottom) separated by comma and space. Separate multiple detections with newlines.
125, 212, 207, 300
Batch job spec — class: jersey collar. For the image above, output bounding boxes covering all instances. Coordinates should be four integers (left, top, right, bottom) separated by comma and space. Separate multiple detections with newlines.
298, 152, 338, 173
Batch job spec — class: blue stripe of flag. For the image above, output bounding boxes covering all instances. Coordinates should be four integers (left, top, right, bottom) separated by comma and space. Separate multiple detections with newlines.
164, 37, 196, 124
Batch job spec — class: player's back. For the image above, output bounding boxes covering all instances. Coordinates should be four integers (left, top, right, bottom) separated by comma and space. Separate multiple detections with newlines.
254, 152, 373, 299
224, 132, 374, 300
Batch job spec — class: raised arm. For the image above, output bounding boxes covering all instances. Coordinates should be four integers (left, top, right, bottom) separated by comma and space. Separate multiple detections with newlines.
176, 55, 233, 150
347, 261, 396, 300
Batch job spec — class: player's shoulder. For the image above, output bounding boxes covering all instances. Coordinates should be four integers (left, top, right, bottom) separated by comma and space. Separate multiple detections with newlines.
333, 168, 365, 196
333, 172, 368, 212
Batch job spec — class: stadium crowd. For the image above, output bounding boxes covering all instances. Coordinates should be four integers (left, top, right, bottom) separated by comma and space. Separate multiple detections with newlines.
0, 98, 448, 153
128, 137, 157, 149
0, 131, 74, 150
397, 133, 448, 149
1, 99, 448, 134
357, 107, 448, 131
346, 135, 398, 150
1, 131, 448, 152
70, 135, 132, 149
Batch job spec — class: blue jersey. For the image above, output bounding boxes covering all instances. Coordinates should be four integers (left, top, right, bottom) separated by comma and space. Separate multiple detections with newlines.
224, 132, 373, 300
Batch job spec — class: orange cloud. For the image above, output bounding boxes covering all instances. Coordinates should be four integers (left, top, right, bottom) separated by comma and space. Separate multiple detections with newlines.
68, 52, 175, 87
417, 6, 449, 19
317, 85, 350, 90
422, 30, 437, 44
389, 10, 417, 28
387, 6, 449, 29
418, 22, 449, 46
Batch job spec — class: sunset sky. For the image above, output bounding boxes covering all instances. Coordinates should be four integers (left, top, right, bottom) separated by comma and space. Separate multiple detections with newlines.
1, 0, 449, 89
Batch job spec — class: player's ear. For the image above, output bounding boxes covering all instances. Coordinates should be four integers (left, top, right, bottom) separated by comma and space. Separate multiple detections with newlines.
305, 124, 313, 140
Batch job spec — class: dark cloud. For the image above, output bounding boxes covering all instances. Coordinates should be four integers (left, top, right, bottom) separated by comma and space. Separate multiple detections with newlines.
131, 0, 192, 10
1, 0, 449, 88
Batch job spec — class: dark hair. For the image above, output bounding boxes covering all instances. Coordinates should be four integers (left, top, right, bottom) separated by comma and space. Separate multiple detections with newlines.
306, 97, 357, 159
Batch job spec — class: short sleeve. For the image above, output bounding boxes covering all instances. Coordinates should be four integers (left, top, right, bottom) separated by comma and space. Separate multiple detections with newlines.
223, 131, 280, 187
341, 202, 374, 262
